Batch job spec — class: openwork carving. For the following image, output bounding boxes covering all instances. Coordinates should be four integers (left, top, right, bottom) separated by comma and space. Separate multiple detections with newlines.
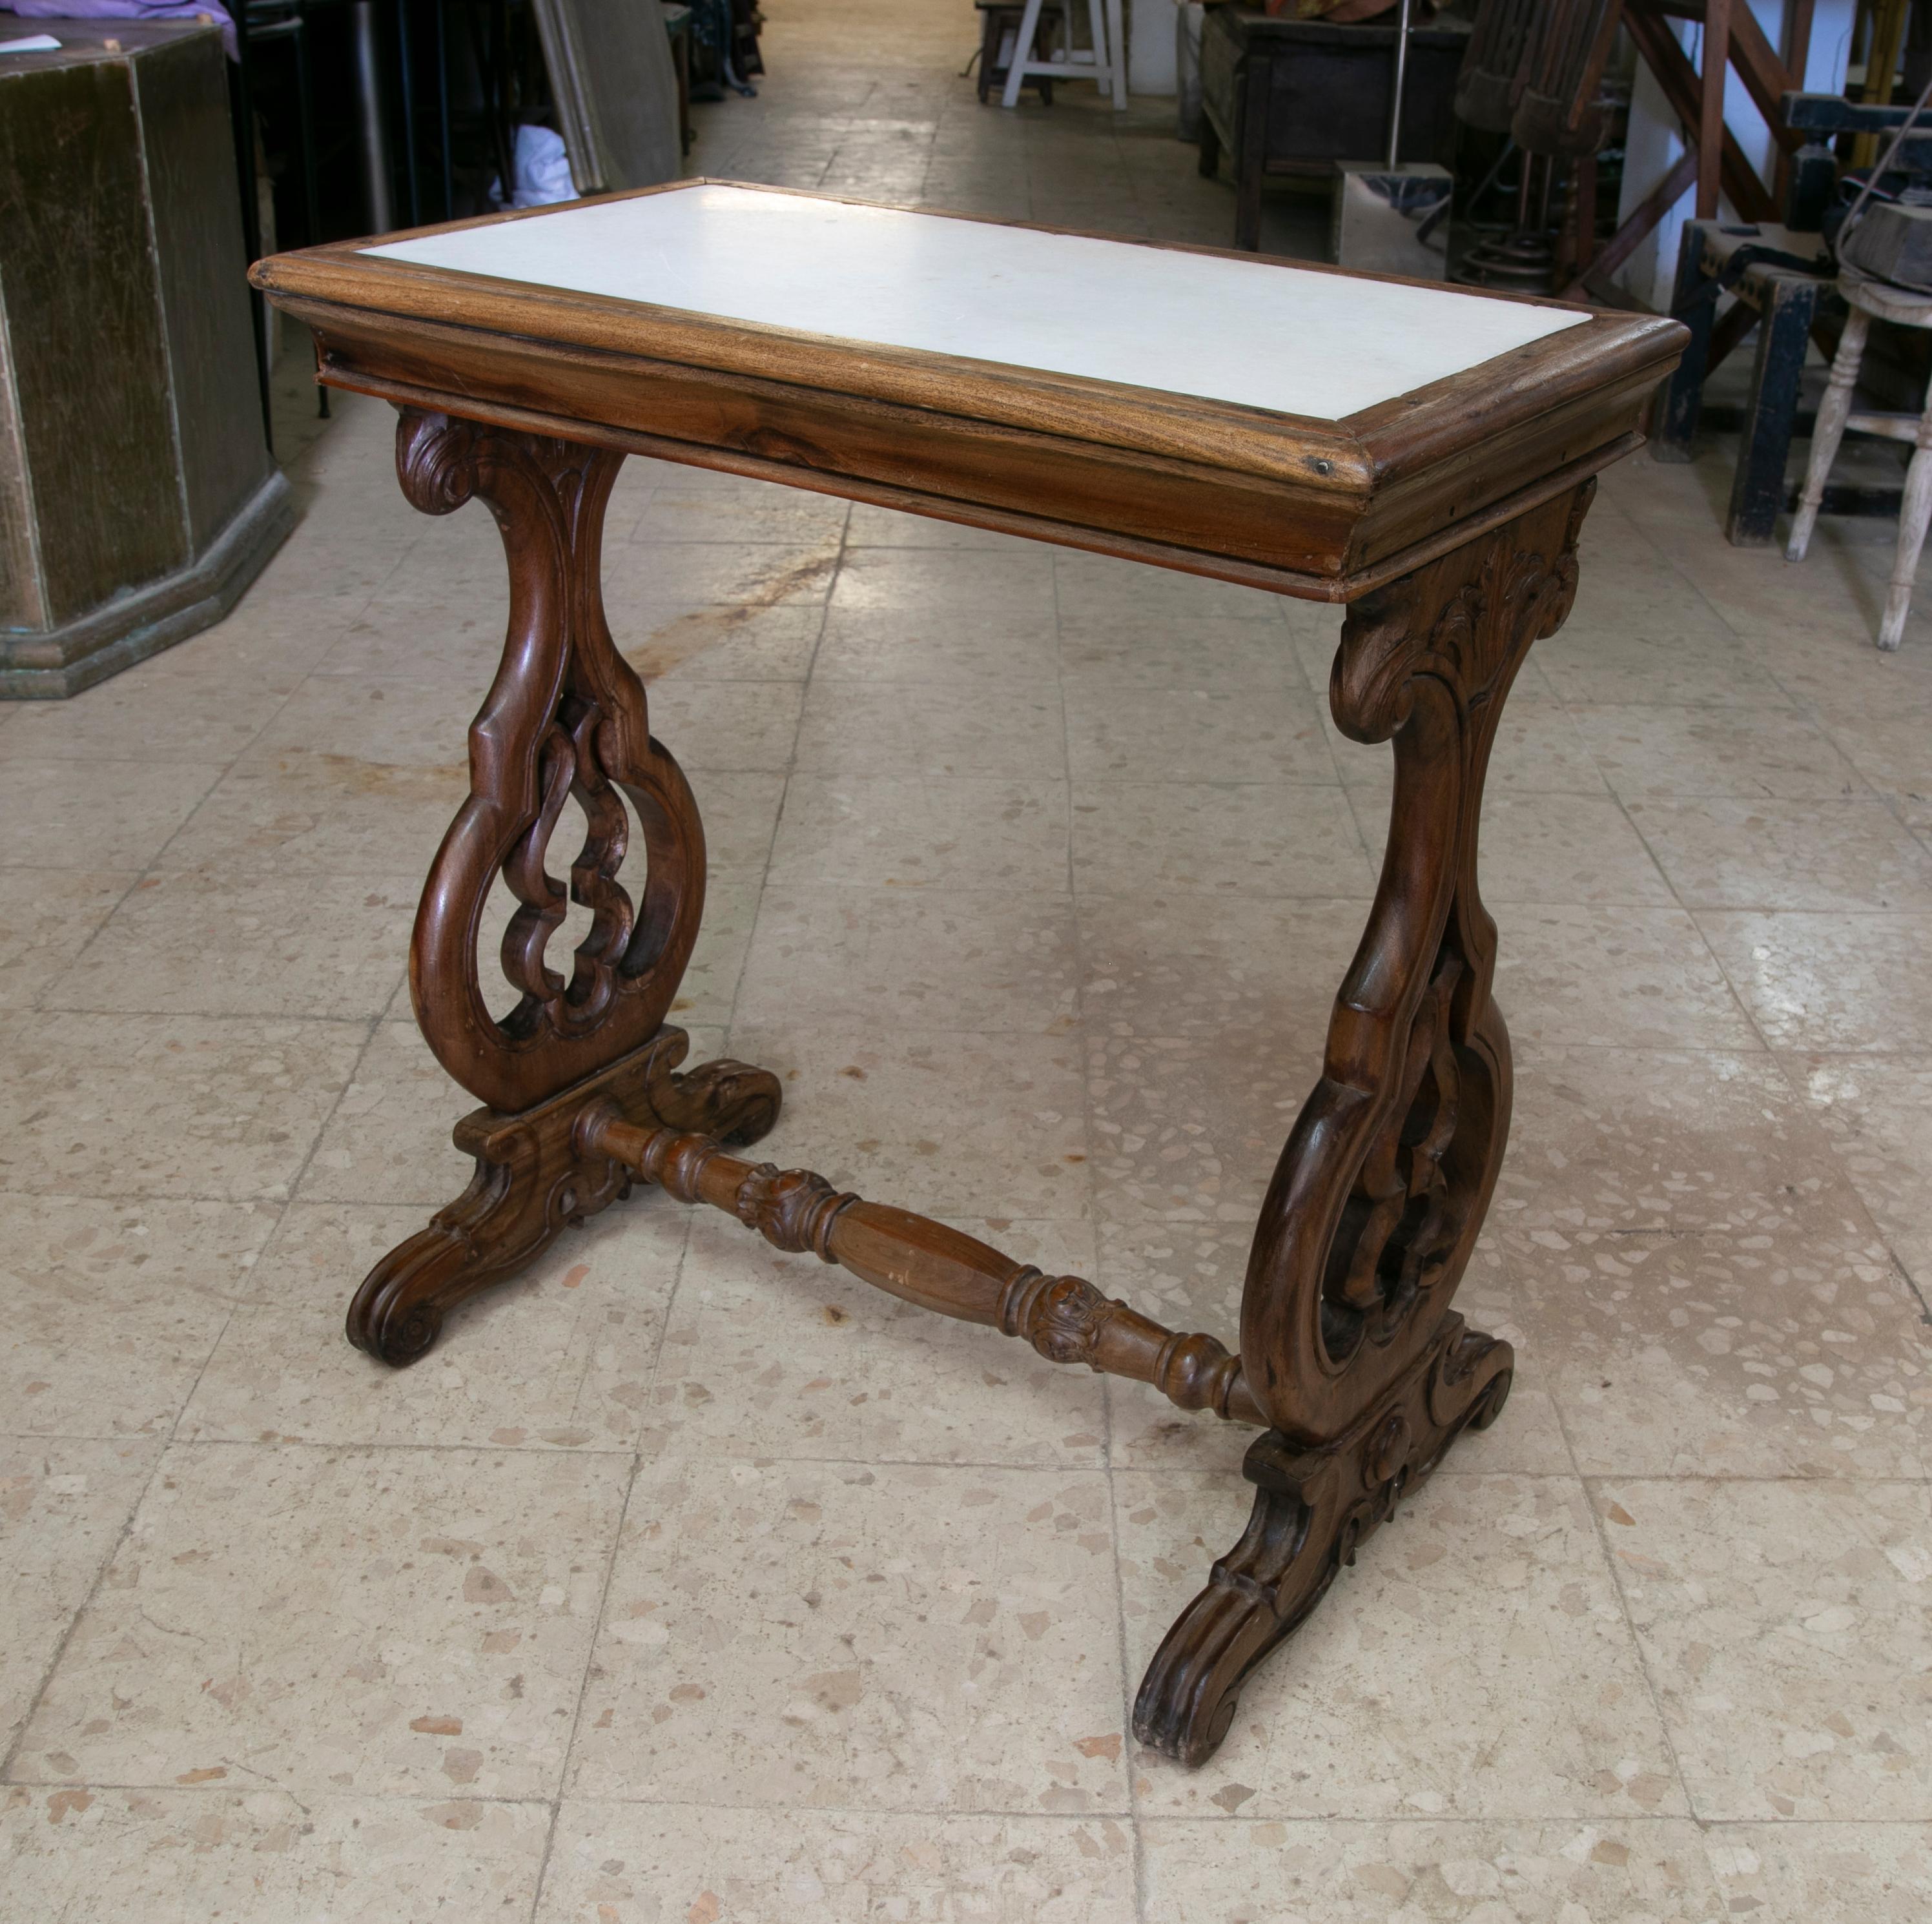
346, 413, 779, 1366
1237, 481, 1593, 1444
351, 425, 1596, 1772
1125, 482, 1595, 1762
396, 410, 706, 1113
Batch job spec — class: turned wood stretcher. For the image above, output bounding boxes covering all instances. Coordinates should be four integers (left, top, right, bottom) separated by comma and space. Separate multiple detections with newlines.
252, 181, 1683, 1768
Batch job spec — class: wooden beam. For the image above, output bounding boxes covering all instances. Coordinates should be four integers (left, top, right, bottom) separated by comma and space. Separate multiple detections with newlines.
1576, 152, 1599, 274
1570, 2, 1628, 138
1776, 0, 1816, 201
1701, 0, 1734, 218
1727, 2, 1804, 148
1627, 6, 1777, 221
1856, 0, 1911, 169
1705, 294, 1759, 374
1567, 146, 1700, 294
1783, 0, 1816, 80
1638, 0, 1803, 150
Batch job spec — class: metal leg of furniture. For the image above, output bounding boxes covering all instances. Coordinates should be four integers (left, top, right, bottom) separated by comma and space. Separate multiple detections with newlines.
397, 0, 421, 229
1105, 0, 1127, 107
348, 410, 781, 1365
1134, 481, 1594, 1763
1726, 276, 1818, 546
474, 0, 515, 215
1880, 386, 1932, 649
1786, 305, 1870, 562
1654, 220, 1716, 462
227, 9, 275, 452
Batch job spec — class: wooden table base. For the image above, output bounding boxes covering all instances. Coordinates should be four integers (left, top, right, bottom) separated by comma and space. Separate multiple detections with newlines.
355, 405, 1595, 1766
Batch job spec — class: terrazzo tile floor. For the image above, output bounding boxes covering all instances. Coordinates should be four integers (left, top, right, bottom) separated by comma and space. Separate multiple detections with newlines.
4, 2, 1931, 1918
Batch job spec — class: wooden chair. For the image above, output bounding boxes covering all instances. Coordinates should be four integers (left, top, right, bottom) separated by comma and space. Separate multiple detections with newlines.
1787, 264, 1932, 649
1649, 88, 1932, 549
1454, 0, 1537, 135
1455, 0, 1618, 292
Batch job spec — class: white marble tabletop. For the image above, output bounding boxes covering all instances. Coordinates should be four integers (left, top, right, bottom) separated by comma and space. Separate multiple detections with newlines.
367, 183, 1587, 423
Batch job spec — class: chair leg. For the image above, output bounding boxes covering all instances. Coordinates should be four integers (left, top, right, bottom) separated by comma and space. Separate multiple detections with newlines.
1106, 0, 1127, 107
1198, 112, 1222, 179
1787, 306, 1870, 563
1001, 0, 1045, 107
1084, 0, 1111, 102
1880, 396, 1932, 650
1726, 278, 1817, 546
1654, 221, 1716, 462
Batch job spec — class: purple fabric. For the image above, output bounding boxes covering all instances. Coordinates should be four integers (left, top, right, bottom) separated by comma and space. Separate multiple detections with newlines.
2, 3, 238, 59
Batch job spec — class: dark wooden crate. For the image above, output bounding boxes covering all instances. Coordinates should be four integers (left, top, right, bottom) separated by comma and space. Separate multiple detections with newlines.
1200, 8, 1470, 249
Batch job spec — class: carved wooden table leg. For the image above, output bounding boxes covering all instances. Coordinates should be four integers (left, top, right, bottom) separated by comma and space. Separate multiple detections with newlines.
356, 436, 1596, 1765
348, 410, 781, 1366
1132, 480, 1598, 1765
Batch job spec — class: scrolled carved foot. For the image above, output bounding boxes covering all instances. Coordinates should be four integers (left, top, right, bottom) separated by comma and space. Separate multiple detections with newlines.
1131, 1312, 1512, 1765
651, 1050, 783, 1147
348, 1027, 781, 1367
1131, 1436, 1330, 1767
347, 1224, 464, 1366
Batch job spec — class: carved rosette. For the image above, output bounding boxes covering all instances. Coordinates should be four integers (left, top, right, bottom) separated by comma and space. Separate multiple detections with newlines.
995, 1269, 1252, 1417
1005, 1272, 1112, 1366
732, 1165, 858, 1258
395, 409, 707, 1114
1237, 482, 1594, 1445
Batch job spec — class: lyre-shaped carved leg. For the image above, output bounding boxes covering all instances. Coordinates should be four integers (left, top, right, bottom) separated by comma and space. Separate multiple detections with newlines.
1133, 481, 1597, 1763
349, 411, 780, 1365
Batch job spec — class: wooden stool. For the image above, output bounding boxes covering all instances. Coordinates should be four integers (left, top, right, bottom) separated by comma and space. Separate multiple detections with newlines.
1653, 221, 1833, 547
1787, 265, 1932, 648
975, 0, 1065, 104
1000, 0, 1125, 109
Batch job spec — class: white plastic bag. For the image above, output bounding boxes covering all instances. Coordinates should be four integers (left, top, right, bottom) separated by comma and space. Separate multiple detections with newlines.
490, 123, 578, 210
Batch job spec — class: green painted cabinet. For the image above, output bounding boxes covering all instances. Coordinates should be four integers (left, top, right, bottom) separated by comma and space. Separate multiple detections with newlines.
0, 21, 294, 696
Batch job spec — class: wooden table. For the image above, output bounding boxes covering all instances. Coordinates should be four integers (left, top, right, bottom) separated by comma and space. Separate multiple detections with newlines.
252, 182, 1681, 1767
